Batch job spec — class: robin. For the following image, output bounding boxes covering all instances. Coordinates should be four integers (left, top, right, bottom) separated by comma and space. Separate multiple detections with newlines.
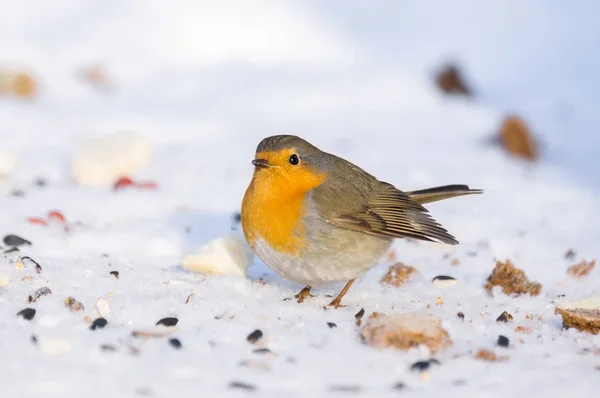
241, 135, 481, 308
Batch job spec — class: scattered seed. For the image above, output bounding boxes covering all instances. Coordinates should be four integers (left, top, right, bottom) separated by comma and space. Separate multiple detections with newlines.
34, 178, 47, 187
239, 360, 269, 371
410, 361, 430, 372
156, 317, 178, 327
475, 348, 508, 362
96, 298, 110, 318
432, 275, 458, 287
515, 326, 532, 334
233, 212, 241, 223
65, 297, 85, 312
100, 344, 117, 352
17, 308, 36, 320
21, 256, 42, 273
169, 338, 182, 349
0, 272, 9, 286
457, 312, 465, 320
247, 329, 263, 344
132, 330, 171, 338
355, 308, 365, 320
497, 335, 509, 347
327, 322, 337, 328
11, 189, 25, 197
30, 287, 52, 303
109, 270, 119, 279
21, 276, 32, 282
228, 382, 256, 391
3, 234, 31, 247
90, 318, 108, 330
565, 248, 577, 260
185, 293, 194, 304
252, 348, 275, 357
392, 382, 405, 390
496, 311, 513, 323
6, 247, 20, 254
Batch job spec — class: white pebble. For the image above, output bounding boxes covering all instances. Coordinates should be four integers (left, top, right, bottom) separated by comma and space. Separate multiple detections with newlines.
96, 297, 110, 318
0, 149, 16, 176
36, 336, 73, 355
71, 131, 152, 187
432, 275, 458, 287
181, 232, 253, 276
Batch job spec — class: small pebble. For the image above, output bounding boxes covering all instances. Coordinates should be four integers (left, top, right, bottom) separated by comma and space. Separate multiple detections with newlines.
96, 298, 110, 318
17, 308, 36, 320
109, 271, 119, 279
496, 311, 514, 323
228, 382, 256, 391
432, 275, 458, 287
327, 322, 337, 328
3, 234, 31, 247
90, 318, 108, 330
156, 317, 178, 327
247, 329, 263, 344
497, 335, 510, 348
169, 338, 182, 349
457, 312, 465, 320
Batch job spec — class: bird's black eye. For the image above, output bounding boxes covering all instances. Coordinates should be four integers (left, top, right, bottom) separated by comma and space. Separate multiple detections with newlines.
289, 154, 299, 165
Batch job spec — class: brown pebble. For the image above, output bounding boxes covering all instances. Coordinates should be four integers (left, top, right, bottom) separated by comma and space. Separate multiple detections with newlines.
484, 259, 542, 296
380, 262, 418, 286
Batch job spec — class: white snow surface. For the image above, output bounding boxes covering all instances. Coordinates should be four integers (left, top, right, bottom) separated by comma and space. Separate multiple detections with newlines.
1, 1, 600, 397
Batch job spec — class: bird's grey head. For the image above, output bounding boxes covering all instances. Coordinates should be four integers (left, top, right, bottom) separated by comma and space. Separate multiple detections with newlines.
252, 135, 327, 170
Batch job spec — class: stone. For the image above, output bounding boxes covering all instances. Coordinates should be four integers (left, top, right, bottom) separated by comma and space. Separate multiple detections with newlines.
380, 262, 418, 286
360, 313, 452, 353
555, 308, 600, 334
484, 259, 542, 296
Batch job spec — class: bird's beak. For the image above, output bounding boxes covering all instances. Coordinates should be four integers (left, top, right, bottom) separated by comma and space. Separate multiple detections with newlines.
252, 158, 271, 169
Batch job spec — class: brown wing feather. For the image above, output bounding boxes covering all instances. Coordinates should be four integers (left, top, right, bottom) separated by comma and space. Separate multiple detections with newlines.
327, 184, 459, 245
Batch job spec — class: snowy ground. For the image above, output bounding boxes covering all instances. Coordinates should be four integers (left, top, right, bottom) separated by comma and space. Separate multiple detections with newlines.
1, 1, 600, 397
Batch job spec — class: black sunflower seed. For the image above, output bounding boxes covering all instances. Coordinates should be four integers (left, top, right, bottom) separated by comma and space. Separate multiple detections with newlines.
327, 322, 337, 328
156, 317, 178, 327
17, 308, 36, 320
496, 311, 513, 323
247, 329, 263, 344
228, 382, 256, 391
410, 361, 430, 372
109, 271, 119, 279
3, 234, 31, 247
354, 308, 365, 320
90, 318, 108, 330
169, 338, 182, 349
457, 312, 465, 320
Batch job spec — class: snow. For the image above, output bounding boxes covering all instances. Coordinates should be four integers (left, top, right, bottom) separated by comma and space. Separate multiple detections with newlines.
1, 1, 600, 397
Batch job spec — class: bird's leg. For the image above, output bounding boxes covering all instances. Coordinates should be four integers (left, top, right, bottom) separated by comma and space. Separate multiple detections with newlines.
325, 279, 356, 309
294, 286, 314, 303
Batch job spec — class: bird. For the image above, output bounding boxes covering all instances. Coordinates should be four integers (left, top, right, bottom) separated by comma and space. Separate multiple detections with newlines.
241, 135, 481, 308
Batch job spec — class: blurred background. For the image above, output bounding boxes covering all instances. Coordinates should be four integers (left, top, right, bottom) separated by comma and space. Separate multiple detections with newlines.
1, 0, 599, 254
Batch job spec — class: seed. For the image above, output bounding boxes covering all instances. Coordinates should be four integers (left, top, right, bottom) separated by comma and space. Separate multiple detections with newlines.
497, 335, 509, 347
21, 256, 42, 273
96, 298, 110, 318
100, 344, 117, 352
185, 293, 194, 304
3, 234, 31, 247
30, 287, 52, 302
156, 317, 178, 327
496, 311, 513, 323
354, 308, 365, 320
109, 270, 119, 279
228, 382, 256, 391
169, 338, 182, 349
17, 308, 36, 320
327, 322, 337, 328
247, 329, 263, 344
410, 361, 430, 372
252, 348, 274, 357
65, 297, 85, 312
457, 312, 465, 320
90, 318, 108, 330
432, 275, 458, 287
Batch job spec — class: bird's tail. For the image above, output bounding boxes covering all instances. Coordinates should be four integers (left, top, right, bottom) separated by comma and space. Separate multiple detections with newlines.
407, 184, 483, 204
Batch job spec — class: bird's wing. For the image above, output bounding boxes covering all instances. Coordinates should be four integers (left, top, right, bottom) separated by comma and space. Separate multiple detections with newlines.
315, 179, 459, 245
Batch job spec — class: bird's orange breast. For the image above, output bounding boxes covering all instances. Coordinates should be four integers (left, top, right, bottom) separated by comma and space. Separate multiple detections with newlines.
241, 161, 327, 256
